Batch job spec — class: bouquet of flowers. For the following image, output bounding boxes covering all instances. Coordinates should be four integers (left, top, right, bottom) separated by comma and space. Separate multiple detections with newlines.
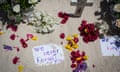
24, 11, 59, 33
0, 0, 40, 24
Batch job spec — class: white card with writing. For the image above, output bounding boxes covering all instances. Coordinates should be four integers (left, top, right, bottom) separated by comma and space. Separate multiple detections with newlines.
100, 36, 120, 56
32, 44, 64, 65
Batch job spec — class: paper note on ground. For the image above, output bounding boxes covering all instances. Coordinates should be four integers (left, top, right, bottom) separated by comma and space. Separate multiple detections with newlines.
32, 44, 64, 66
100, 36, 120, 56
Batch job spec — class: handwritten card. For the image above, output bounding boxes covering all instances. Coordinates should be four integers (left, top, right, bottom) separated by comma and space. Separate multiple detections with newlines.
32, 44, 64, 66
100, 36, 120, 56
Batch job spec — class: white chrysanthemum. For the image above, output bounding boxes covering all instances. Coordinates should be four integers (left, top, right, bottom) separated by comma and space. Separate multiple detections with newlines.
28, 0, 38, 4
13, 4, 20, 13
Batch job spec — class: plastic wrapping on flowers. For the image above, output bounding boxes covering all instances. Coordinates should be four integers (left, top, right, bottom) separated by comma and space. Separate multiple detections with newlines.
24, 10, 59, 34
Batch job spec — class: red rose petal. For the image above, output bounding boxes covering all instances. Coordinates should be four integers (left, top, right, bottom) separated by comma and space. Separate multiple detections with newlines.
60, 19, 67, 24
71, 63, 76, 68
81, 51, 86, 56
20, 38, 28, 48
17, 48, 20, 52
60, 33, 65, 39
58, 11, 64, 18
92, 64, 95, 68
7, 25, 18, 32
71, 57, 76, 63
64, 15, 69, 20
73, 37, 79, 43
10, 34, 16, 40
82, 20, 87, 25
12, 56, 19, 64
13, 47, 20, 52
83, 37, 89, 43
77, 60, 82, 63
12, 26, 17, 32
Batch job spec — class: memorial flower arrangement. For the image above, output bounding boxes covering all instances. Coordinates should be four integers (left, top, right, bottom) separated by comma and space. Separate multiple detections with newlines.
25, 11, 59, 33
78, 20, 99, 43
0, 0, 40, 24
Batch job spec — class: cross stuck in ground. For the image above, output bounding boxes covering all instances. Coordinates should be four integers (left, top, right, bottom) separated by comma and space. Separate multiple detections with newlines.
70, 0, 93, 17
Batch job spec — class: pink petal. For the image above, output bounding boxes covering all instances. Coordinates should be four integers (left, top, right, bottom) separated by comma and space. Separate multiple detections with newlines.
26, 34, 33, 39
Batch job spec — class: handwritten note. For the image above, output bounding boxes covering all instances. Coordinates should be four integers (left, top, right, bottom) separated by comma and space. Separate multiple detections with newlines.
100, 36, 120, 56
32, 44, 64, 66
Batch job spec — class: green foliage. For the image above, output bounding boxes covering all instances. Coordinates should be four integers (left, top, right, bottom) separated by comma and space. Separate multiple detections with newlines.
0, 3, 11, 11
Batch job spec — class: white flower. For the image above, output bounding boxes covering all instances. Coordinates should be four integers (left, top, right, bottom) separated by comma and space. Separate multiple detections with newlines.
114, 4, 120, 12
34, 11, 42, 20
46, 25, 54, 31
43, 16, 54, 24
13, 4, 20, 13
28, 0, 38, 4
42, 26, 48, 33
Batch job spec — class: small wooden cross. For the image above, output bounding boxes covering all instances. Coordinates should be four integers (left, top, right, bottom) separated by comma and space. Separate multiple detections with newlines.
70, 0, 93, 17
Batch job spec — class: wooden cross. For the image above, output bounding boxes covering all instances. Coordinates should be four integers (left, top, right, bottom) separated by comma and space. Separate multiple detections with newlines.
70, 0, 93, 17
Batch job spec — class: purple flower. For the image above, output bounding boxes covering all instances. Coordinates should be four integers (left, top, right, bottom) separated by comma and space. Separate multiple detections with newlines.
3, 45, 13, 51
73, 62, 88, 72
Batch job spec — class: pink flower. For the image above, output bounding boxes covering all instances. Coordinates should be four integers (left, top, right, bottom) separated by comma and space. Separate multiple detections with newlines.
73, 37, 79, 43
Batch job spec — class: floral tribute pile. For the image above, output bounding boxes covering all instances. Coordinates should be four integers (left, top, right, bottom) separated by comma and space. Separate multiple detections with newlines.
78, 20, 99, 43
60, 33, 88, 72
